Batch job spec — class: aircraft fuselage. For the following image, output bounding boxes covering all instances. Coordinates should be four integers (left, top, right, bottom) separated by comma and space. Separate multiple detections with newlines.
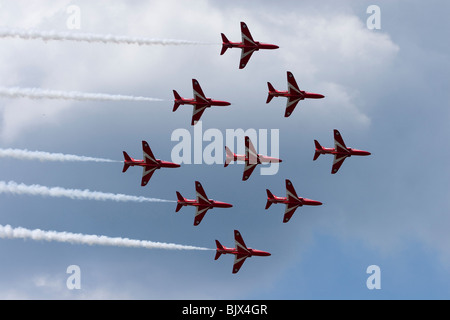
317, 147, 371, 157
268, 89, 325, 100
268, 196, 322, 207
175, 98, 231, 107
217, 246, 271, 257
124, 159, 181, 168
229, 153, 282, 164
177, 198, 233, 209
224, 41, 279, 51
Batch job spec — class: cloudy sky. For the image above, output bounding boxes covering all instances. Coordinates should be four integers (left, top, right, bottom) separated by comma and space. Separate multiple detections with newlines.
0, 0, 448, 300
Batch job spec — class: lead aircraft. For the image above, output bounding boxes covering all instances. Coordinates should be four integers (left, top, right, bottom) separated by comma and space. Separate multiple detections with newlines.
266, 179, 322, 223
220, 22, 279, 69
176, 181, 233, 226
122, 141, 180, 186
215, 230, 271, 274
266, 71, 325, 117
173, 79, 231, 125
314, 129, 371, 174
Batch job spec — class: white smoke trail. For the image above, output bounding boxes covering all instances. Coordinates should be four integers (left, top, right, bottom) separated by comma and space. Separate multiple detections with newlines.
0, 224, 212, 251
0, 148, 119, 163
0, 86, 163, 102
0, 181, 174, 203
0, 28, 211, 46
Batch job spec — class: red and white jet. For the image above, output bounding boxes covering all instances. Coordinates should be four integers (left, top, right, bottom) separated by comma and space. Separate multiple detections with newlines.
220, 22, 279, 69
314, 129, 371, 174
215, 230, 271, 274
224, 136, 282, 181
173, 79, 231, 125
266, 179, 322, 223
175, 181, 233, 226
266, 71, 325, 117
122, 141, 180, 186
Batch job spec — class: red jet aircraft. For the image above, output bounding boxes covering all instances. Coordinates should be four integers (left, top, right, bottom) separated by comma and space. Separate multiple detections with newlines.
266, 71, 325, 117
314, 129, 371, 174
224, 136, 282, 181
215, 230, 271, 274
122, 141, 180, 186
266, 179, 322, 223
173, 79, 231, 125
220, 21, 279, 69
176, 181, 233, 226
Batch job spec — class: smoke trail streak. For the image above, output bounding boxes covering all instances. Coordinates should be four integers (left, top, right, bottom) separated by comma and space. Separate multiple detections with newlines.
0, 224, 212, 251
0, 86, 163, 102
0, 28, 212, 46
0, 148, 120, 163
0, 181, 175, 203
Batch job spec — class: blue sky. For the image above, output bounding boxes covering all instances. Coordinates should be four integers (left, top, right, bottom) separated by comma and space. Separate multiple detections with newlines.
0, 0, 448, 299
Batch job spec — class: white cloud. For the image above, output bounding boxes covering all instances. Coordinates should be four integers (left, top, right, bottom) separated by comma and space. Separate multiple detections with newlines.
0, 2, 399, 142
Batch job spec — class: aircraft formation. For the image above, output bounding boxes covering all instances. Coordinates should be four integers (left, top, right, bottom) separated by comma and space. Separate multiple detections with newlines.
0, 21, 370, 274
119, 22, 371, 273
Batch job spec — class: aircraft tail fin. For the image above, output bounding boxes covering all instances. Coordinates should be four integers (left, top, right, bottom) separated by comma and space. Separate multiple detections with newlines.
175, 191, 185, 212
266, 82, 276, 103
176, 191, 185, 202
313, 140, 322, 161
224, 146, 236, 167
265, 189, 274, 209
220, 33, 230, 55
173, 90, 181, 112
215, 240, 224, 260
122, 151, 132, 172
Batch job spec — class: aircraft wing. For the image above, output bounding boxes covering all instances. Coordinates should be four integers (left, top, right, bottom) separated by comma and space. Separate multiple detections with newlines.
232, 230, 251, 273
232, 254, 249, 274
240, 22, 256, 46
334, 129, 349, 154
285, 179, 300, 202
284, 72, 304, 117
194, 205, 210, 226
284, 97, 301, 117
191, 104, 208, 125
195, 181, 211, 205
332, 154, 348, 174
239, 47, 256, 69
245, 136, 258, 164
234, 230, 250, 253
192, 79, 208, 103
242, 136, 258, 181
142, 141, 158, 165
239, 22, 257, 68
287, 71, 302, 95
283, 202, 300, 223
243, 162, 257, 181
141, 166, 157, 186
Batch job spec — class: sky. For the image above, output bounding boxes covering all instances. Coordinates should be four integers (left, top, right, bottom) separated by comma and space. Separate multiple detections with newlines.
0, 0, 449, 300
